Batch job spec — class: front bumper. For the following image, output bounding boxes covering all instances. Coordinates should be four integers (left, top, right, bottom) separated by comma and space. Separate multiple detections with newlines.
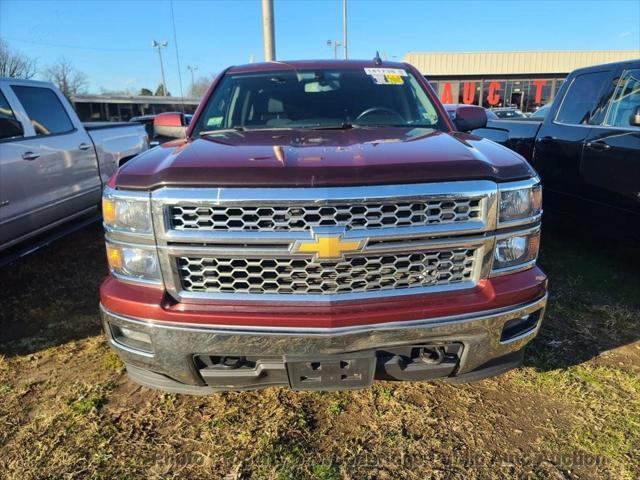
100, 291, 547, 393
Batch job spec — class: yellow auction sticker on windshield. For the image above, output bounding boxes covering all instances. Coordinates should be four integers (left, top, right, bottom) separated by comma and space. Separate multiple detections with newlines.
385, 74, 403, 84
364, 68, 407, 85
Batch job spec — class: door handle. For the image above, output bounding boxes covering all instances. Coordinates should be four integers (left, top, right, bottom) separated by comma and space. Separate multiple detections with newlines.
22, 151, 40, 161
585, 141, 611, 151
78, 142, 92, 151
537, 136, 554, 145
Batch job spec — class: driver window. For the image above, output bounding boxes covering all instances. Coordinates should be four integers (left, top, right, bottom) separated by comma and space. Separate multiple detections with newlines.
555, 71, 609, 125
603, 69, 640, 129
0, 90, 23, 140
203, 84, 235, 129
408, 75, 438, 124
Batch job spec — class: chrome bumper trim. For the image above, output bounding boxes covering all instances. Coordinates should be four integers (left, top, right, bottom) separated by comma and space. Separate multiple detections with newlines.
100, 294, 547, 386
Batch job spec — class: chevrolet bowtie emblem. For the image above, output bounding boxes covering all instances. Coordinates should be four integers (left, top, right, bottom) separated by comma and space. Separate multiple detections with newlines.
294, 235, 365, 259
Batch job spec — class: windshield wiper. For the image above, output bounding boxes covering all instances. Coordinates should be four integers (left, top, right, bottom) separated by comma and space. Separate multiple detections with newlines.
351, 123, 435, 129
304, 122, 356, 130
200, 126, 304, 135
199, 127, 245, 135
199, 126, 247, 136
307, 123, 434, 130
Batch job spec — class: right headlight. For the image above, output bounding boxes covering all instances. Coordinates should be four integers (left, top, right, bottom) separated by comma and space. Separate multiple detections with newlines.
106, 242, 162, 285
499, 182, 542, 224
103, 186, 160, 286
492, 229, 540, 274
102, 187, 152, 234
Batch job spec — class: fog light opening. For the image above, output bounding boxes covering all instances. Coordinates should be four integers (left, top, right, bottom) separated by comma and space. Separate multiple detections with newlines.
500, 311, 540, 342
110, 323, 153, 353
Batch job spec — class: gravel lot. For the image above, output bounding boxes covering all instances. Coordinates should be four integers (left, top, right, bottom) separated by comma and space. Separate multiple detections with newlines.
0, 224, 638, 479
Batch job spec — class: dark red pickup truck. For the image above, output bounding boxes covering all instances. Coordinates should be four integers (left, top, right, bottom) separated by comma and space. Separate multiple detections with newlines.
100, 60, 547, 393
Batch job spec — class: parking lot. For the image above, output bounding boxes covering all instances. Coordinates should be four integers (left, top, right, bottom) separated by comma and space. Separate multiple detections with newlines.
0, 224, 637, 479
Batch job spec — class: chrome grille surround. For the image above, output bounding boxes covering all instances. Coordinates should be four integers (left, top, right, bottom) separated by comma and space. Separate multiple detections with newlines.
150, 181, 500, 303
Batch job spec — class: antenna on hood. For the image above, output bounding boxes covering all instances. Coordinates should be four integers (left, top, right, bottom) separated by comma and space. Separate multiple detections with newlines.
373, 51, 382, 65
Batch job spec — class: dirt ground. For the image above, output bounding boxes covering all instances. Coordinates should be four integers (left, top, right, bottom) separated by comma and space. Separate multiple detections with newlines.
0, 224, 638, 480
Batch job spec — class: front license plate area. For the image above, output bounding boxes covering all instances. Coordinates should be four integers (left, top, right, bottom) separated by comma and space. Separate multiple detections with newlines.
285, 351, 376, 391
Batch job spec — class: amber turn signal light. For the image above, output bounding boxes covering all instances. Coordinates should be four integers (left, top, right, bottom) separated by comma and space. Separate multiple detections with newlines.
102, 197, 116, 225
106, 244, 123, 270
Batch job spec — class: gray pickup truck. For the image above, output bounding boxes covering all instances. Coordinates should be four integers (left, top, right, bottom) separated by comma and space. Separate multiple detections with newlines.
0, 78, 148, 258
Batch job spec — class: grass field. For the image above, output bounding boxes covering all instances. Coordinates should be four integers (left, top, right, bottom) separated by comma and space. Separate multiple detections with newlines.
0, 225, 638, 479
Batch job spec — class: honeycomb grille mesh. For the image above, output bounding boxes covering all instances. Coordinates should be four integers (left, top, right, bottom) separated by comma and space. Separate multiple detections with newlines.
169, 199, 482, 232
177, 249, 476, 295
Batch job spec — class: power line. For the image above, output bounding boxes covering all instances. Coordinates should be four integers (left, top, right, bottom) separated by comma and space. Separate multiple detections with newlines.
3, 36, 218, 66
2, 36, 149, 52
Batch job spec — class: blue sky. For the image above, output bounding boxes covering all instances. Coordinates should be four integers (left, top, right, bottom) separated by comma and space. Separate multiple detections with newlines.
1, 0, 639, 95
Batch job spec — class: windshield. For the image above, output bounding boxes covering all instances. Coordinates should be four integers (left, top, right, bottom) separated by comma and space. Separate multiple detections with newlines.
531, 104, 551, 119
192, 68, 447, 134
494, 109, 525, 119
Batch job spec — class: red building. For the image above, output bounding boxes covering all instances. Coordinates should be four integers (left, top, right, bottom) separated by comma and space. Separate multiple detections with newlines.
404, 50, 640, 112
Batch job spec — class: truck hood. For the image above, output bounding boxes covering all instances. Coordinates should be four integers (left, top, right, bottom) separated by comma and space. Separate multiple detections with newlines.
115, 127, 535, 190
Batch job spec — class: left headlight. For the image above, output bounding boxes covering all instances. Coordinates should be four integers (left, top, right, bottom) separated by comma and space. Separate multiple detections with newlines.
102, 187, 152, 233
106, 242, 161, 284
499, 182, 542, 224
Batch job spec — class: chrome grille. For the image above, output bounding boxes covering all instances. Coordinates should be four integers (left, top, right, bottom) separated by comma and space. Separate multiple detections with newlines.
169, 198, 482, 232
177, 249, 476, 295
152, 181, 499, 302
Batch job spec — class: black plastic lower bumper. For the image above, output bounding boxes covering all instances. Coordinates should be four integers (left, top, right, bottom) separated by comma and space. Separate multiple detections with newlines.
193, 343, 463, 391
122, 343, 528, 394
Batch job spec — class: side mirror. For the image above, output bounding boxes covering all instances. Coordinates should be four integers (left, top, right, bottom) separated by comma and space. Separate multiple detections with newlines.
630, 106, 640, 127
154, 112, 187, 139
0, 117, 24, 139
453, 105, 487, 132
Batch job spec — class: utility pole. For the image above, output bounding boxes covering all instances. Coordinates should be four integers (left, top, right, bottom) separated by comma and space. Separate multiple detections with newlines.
187, 65, 198, 94
342, 0, 348, 59
152, 40, 168, 96
261, 0, 276, 61
327, 40, 341, 60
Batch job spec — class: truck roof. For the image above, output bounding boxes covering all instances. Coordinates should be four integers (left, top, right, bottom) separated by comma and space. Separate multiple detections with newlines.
0, 77, 56, 87
569, 58, 639, 76
227, 59, 411, 74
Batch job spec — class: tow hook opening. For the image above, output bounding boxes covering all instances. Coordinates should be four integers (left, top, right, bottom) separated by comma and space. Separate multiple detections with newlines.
419, 346, 446, 365
377, 343, 463, 381
195, 355, 249, 370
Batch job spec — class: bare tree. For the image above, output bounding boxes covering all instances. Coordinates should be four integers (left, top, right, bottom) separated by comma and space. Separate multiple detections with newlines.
98, 86, 136, 96
43, 57, 88, 98
0, 40, 37, 79
154, 83, 170, 97
189, 75, 214, 98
